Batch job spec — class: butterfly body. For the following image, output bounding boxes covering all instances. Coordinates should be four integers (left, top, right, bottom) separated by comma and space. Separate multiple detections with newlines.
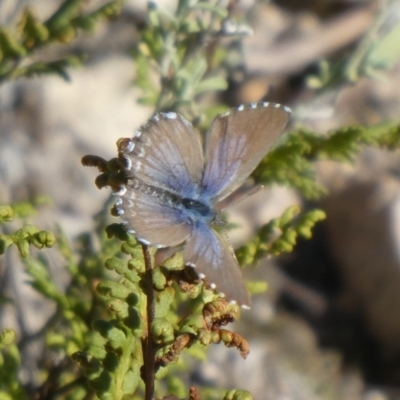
181, 198, 216, 222
115, 102, 291, 308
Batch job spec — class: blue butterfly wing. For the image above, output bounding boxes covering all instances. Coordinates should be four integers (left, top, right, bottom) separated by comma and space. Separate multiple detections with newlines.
183, 221, 251, 307
116, 112, 204, 246
120, 112, 204, 198
201, 102, 291, 202
116, 184, 193, 247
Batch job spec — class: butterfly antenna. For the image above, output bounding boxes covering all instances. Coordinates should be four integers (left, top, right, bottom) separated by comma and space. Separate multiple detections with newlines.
220, 228, 238, 259
218, 185, 264, 212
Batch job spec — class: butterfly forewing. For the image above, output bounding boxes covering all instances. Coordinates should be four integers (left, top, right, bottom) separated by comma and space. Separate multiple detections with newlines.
201, 102, 291, 203
184, 222, 251, 307
122, 113, 204, 198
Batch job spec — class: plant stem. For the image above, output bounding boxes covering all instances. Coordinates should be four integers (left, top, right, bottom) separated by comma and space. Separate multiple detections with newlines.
142, 244, 155, 400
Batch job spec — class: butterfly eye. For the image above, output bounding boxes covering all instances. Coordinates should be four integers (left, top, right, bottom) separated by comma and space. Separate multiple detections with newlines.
183, 199, 200, 207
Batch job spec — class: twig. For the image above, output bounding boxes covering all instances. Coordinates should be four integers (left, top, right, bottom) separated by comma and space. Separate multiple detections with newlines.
245, 7, 374, 76
142, 244, 156, 400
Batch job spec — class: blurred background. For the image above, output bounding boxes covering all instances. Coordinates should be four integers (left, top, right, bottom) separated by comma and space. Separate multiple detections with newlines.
1, 0, 400, 399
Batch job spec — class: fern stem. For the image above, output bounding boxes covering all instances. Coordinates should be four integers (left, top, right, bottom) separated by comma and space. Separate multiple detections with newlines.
142, 244, 155, 400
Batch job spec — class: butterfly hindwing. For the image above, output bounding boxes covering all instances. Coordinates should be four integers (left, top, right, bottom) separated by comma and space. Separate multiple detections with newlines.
183, 221, 251, 307
117, 183, 193, 247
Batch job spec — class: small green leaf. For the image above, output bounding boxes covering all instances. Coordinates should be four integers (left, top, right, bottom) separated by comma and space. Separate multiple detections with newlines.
97, 281, 131, 300
0, 28, 27, 57
224, 389, 253, 400
45, 0, 81, 34
151, 318, 174, 344
16, 239, 30, 258
0, 235, 13, 254
194, 76, 227, 95
89, 370, 112, 393
20, 8, 49, 46
122, 366, 140, 394
179, 315, 203, 335
155, 287, 175, 318
160, 252, 184, 271
93, 320, 126, 349
0, 329, 16, 349
123, 307, 141, 330
0, 206, 14, 222
152, 267, 167, 290
246, 281, 268, 295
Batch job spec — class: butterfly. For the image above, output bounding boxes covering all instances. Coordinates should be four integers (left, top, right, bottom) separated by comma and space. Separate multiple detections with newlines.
114, 102, 291, 308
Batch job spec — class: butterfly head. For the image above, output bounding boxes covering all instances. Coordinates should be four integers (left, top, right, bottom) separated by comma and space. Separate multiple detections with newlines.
181, 197, 217, 224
